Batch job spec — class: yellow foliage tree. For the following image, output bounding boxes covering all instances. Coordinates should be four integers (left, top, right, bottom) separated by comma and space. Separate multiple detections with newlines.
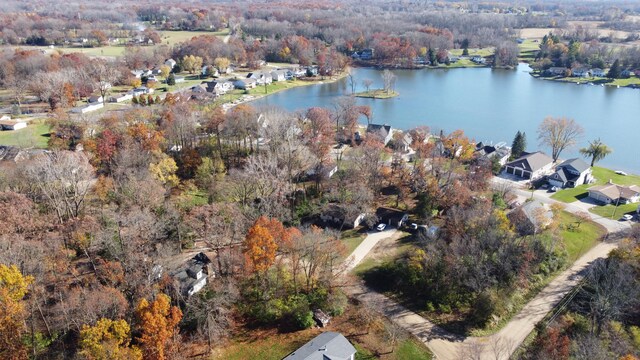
78, 318, 142, 360
136, 294, 182, 360
149, 155, 180, 187
0, 264, 34, 360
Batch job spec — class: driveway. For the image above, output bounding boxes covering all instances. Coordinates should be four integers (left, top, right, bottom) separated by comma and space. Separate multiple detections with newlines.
344, 228, 397, 272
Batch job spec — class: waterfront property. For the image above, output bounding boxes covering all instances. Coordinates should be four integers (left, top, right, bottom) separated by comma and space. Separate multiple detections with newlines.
588, 182, 640, 204
504, 152, 554, 180
548, 158, 592, 188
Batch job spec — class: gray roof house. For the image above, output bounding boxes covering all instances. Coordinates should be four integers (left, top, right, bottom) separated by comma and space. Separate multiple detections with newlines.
504, 152, 554, 180
283, 332, 356, 360
508, 201, 553, 235
320, 204, 366, 229
548, 158, 592, 188
366, 124, 393, 145
588, 182, 640, 205
475, 142, 512, 166
172, 252, 213, 297
234, 78, 257, 90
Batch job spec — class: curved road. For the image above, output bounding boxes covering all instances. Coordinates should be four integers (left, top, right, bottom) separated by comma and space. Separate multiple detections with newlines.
343, 180, 631, 360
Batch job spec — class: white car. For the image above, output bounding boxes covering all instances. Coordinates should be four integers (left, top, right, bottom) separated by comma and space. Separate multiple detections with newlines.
615, 171, 628, 176
621, 214, 633, 221
376, 223, 387, 231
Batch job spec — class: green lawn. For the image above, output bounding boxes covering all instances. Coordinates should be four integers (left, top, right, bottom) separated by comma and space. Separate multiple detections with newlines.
341, 229, 367, 257
161, 29, 229, 46
247, 79, 317, 96
394, 339, 433, 360
557, 211, 607, 262
449, 47, 494, 57
551, 166, 640, 203
354, 89, 399, 99
589, 202, 639, 219
0, 121, 50, 148
536, 73, 640, 88
216, 331, 315, 360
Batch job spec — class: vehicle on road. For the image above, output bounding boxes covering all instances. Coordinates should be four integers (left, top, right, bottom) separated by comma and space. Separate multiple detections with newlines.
376, 223, 386, 231
615, 171, 628, 176
621, 214, 633, 221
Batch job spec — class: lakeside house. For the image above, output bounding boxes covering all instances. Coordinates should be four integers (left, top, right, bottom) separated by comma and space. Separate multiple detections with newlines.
366, 123, 393, 145
352, 48, 374, 60
247, 72, 273, 85
504, 151, 554, 180
475, 142, 512, 166
572, 67, 590, 77
270, 69, 288, 82
545, 67, 567, 76
234, 78, 257, 90
588, 181, 640, 205
591, 68, 606, 77
471, 56, 486, 64
205, 80, 234, 95
283, 332, 356, 360
547, 158, 592, 188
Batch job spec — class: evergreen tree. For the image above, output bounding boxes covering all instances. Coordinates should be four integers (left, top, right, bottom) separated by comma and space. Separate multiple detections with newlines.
511, 131, 526, 159
167, 73, 176, 86
461, 39, 469, 56
607, 59, 621, 79
428, 48, 437, 66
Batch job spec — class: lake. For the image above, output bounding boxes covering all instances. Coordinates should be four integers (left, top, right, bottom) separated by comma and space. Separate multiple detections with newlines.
252, 64, 640, 174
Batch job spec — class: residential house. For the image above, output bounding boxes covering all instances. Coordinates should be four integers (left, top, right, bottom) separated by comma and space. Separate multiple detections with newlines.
70, 103, 104, 114
131, 70, 145, 78
283, 332, 356, 360
172, 252, 213, 297
471, 56, 486, 64
508, 201, 553, 235
174, 76, 185, 84
588, 181, 640, 205
88, 95, 104, 103
305, 162, 338, 181
366, 124, 393, 145
247, 72, 273, 85
475, 142, 512, 166
591, 68, 606, 77
270, 70, 288, 82
190, 84, 208, 94
547, 158, 592, 188
108, 93, 133, 103
165, 58, 177, 69
398, 132, 413, 152
319, 204, 366, 229
132, 87, 154, 96
546, 67, 568, 76
234, 78, 257, 90
376, 207, 409, 228
634, 69, 640, 77
352, 48, 374, 60
621, 69, 632, 78
0, 119, 27, 131
572, 67, 590, 77
205, 80, 234, 95
504, 151, 554, 180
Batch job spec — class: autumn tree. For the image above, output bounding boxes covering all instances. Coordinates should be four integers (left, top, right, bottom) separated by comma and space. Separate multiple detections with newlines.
580, 138, 612, 167
78, 318, 142, 360
88, 59, 121, 103
213, 57, 231, 73
0, 264, 34, 360
182, 55, 203, 74
537, 117, 584, 162
243, 218, 279, 273
136, 294, 182, 360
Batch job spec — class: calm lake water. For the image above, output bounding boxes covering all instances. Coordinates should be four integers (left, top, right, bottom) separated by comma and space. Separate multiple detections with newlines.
253, 64, 640, 174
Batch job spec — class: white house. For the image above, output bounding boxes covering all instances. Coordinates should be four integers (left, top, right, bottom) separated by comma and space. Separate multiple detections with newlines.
270, 70, 288, 82
172, 253, 213, 297
247, 72, 273, 85
547, 158, 592, 188
504, 151, 554, 180
109, 93, 133, 103
0, 119, 27, 131
588, 182, 640, 205
475, 142, 512, 166
591, 68, 606, 77
234, 78, 257, 90
165, 58, 177, 69
471, 56, 486, 64
572, 67, 590, 77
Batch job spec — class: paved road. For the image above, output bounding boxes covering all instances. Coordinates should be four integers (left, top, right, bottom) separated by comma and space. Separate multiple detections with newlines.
343, 180, 631, 360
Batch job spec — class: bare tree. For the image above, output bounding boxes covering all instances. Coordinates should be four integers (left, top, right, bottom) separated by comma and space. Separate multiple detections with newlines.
362, 78, 374, 93
88, 59, 121, 103
24, 151, 94, 223
381, 69, 396, 94
537, 117, 584, 162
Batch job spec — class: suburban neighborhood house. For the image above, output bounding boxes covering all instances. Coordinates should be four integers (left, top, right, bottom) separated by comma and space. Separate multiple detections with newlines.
172, 252, 214, 297
547, 158, 592, 188
366, 123, 393, 145
588, 181, 640, 205
283, 332, 357, 360
508, 201, 553, 235
504, 151, 554, 180
475, 142, 512, 165
0, 118, 28, 131
320, 204, 366, 229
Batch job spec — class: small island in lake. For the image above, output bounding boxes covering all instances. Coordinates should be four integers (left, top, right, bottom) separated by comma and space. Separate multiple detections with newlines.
354, 89, 399, 99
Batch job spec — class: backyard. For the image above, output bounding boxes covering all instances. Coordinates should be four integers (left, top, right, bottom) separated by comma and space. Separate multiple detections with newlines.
0, 121, 50, 148
550, 166, 640, 203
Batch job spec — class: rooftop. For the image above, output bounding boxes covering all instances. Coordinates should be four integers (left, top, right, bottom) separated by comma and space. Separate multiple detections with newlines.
283, 332, 356, 360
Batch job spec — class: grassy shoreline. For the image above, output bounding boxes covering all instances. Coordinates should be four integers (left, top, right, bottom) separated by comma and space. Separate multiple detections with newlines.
354, 89, 399, 99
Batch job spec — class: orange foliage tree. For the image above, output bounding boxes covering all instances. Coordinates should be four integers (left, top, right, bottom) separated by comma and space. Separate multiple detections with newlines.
135, 294, 182, 360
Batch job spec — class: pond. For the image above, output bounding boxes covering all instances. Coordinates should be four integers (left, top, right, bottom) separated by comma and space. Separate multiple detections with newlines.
252, 64, 640, 174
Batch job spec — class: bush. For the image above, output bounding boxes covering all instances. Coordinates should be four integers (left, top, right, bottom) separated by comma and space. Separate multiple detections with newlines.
167, 73, 176, 86
470, 291, 497, 327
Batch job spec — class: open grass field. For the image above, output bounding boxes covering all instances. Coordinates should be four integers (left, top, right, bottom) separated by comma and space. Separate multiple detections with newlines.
341, 229, 367, 257
0, 121, 50, 148
557, 211, 607, 262
589, 202, 639, 219
551, 166, 640, 203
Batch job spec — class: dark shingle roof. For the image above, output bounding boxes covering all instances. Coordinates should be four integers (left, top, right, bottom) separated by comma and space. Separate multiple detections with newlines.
283, 332, 356, 360
557, 158, 589, 174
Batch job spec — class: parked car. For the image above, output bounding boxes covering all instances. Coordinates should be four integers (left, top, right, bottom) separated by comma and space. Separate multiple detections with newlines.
410, 223, 418, 230
549, 186, 558, 192
615, 171, 628, 176
621, 214, 633, 221
376, 223, 386, 231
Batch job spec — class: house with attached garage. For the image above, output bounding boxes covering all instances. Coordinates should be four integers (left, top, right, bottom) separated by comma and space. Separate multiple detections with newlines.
270, 69, 288, 82
572, 67, 590, 77
591, 68, 606, 77
366, 123, 393, 145
588, 181, 640, 205
283, 332, 356, 360
0, 119, 27, 131
233, 78, 257, 90
547, 158, 593, 188
504, 151, 554, 180
172, 252, 214, 297
475, 142, 512, 166
508, 201, 553, 235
